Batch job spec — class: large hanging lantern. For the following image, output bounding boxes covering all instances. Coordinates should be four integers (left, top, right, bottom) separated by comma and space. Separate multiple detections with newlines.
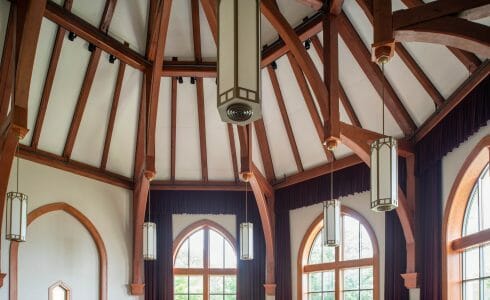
143, 222, 157, 260
323, 199, 341, 247
217, 0, 261, 125
370, 137, 398, 211
240, 222, 254, 260
143, 192, 157, 261
6, 143, 28, 242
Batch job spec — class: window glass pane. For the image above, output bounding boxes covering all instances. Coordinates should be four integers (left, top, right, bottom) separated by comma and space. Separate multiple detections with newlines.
189, 296, 203, 300
360, 226, 373, 259
360, 267, 373, 289
464, 280, 480, 300
189, 230, 204, 268
484, 279, 490, 300
224, 276, 236, 294
175, 295, 188, 300
309, 272, 322, 292
189, 276, 203, 294
224, 240, 237, 268
210, 296, 222, 300
308, 293, 322, 300
343, 268, 360, 290
309, 233, 322, 264
464, 190, 479, 236
224, 296, 236, 300
464, 248, 480, 280
484, 245, 490, 277
210, 276, 224, 294
322, 271, 335, 292
209, 230, 224, 268
174, 276, 189, 294
52, 286, 67, 300
360, 290, 373, 300
323, 244, 335, 263
343, 291, 359, 300
482, 167, 490, 230
343, 216, 360, 260
175, 240, 189, 268
323, 292, 334, 300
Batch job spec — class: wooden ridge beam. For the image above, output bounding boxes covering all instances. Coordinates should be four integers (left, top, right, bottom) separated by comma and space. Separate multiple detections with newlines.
170, 77, 178, 181
254, 119, 276, 182
287, 53, 335, 162
151, 180, 246, 191
413, 60, 490, 143
18, 145, 133, 189
101, 61, 126, 170
354, 0, 445, 107
45, 1, 150, 71
338, 13, 417, 136
267, 65, 304, 172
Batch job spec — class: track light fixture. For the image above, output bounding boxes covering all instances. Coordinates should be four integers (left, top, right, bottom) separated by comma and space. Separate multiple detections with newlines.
88, 43, 96, 52
109, 54, 117, 64
271, 61, 278, 70
304, 39, 311, 50
178, 77, 183, 84
68, 32, 77, 41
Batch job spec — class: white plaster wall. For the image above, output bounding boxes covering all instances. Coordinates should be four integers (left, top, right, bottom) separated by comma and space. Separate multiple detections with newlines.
1, 159, 143, 300
289, 191, 385, 300
172, 214, 236, 240
442, 122, 490, 212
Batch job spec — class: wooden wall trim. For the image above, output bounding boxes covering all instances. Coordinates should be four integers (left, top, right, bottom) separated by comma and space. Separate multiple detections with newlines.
442, 135, 490, 300
297, 207, 380, 300
9, 202, 108, 300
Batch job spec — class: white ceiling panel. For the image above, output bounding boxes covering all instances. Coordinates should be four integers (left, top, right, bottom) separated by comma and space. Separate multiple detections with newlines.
37, 34, 92, 155
155, 78, 173, 180
23, 19, 58, 145
203, 78, 234, 181
71, 0, 105, 29
251, 124, 266, 177
278, 0, 315, 30
0, 0, 10, 59
106, 66, 142, 178
199, 1, 217, 61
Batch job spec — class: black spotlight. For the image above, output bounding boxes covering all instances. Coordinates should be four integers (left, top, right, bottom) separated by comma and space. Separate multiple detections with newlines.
109, 54, 117, 64
304, 39, 311, 50
271, 61, 278, 70
68, 32, 77, 41
178, 77, 184, 84
88, 43, 96, 52
190, 77, 196, 84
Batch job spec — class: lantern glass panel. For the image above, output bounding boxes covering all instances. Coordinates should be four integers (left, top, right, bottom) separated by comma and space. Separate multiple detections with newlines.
143, 222, 157, 260
370, 137, 398, 212
6, 192, 27, 242
323, 200, 341, 247
240, 222, 254, 260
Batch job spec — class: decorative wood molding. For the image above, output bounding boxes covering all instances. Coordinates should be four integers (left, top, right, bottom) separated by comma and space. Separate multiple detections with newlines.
401, 272, 419, 289
297, 208, 380, 300
9, 202, 108, 300
442, 135, 490, 300
48, 281, 71, 300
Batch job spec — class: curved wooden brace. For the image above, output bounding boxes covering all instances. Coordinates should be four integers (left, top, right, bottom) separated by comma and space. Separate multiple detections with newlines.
339, 122, 417, 280
9, 202, 108, 300
442, 135, 490, 300
395, 16, 490, 58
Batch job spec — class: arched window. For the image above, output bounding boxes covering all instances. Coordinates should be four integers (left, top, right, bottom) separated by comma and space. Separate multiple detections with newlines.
173, 220, 237, 300
443, 137, 490, 300
461, 164, 489, 298
298, 207, 379, 300
48, 281, 71, 300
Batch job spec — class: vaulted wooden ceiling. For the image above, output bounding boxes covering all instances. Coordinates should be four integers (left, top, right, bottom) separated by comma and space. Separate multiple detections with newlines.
0, 0, 488, 190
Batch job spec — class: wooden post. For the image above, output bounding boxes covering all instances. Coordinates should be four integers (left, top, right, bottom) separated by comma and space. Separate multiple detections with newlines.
372, 0, 395, 63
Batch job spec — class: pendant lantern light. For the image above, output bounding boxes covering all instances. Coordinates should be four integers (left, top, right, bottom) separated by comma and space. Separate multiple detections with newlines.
143, 191, 157, 261
370, 62, 398, 212
6, 141, 28, 242
323, 162, 341, 247
217, 0, 261, 125
240, 182, 254, 260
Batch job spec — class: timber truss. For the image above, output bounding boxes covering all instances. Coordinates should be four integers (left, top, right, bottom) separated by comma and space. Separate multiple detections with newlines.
0, 0, 489, 293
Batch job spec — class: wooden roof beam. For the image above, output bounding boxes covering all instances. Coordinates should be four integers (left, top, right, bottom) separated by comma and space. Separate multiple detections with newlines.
0, 7, 15, 125
170, 77, 178, 181
267, 65, 304, 172
227, 124, 239, 182
100, 61, 126, 170
338, 13, 417, 136
254, 119, 276, 182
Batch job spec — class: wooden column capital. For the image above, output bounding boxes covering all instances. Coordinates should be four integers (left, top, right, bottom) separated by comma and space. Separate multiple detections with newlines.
130, 283, 145, 295
263, 283, 277, 296
401, 272, 419, 289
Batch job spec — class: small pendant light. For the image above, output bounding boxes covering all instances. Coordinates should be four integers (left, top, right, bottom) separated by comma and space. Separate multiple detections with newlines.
323, 161, 341, 247
240, 181, 254, 260
6, 140, 28, 242
143, 191, 157, 261
370, 62, 398, 212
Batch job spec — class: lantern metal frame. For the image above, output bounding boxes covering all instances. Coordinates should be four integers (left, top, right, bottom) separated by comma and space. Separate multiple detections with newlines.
217, 0, 262, 125
5, 191, 28, 242
370, 136, 398, 212
240, 222, 254, 260
323, 199, 341, 247
143, 221, 157, 261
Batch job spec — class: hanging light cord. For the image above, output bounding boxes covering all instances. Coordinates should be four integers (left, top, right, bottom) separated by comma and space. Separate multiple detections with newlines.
16, 141, 20, 193
245, 181, 248, 223
381, 62, 385, 136
147, 190, 151, 223
330, 156, 333, 202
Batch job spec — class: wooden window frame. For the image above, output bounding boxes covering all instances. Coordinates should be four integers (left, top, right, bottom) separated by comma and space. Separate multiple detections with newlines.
443, 136, 490, 300
297, 206, 380, 300
173, 219, 238, 300
48, 281, 71, 300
